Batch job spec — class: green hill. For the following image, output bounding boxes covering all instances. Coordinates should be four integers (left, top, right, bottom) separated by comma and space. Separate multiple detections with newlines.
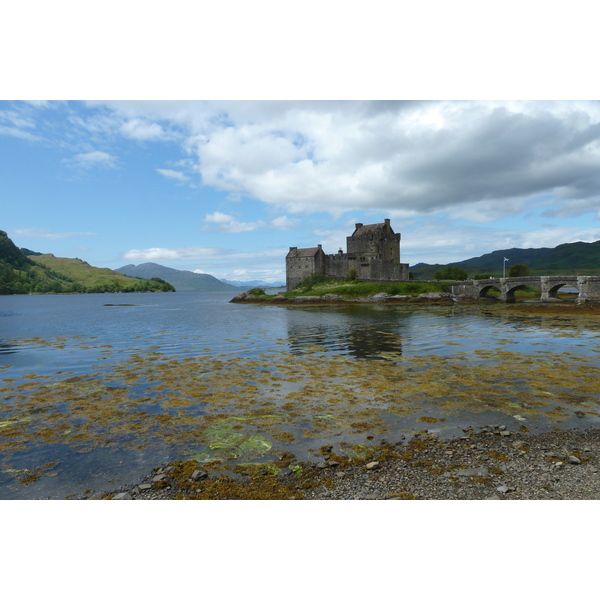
0, 230, 174, 294
411, 240, 600, 280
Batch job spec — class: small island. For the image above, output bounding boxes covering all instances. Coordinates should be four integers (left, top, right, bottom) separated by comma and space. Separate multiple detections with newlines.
231, 276, 451, 304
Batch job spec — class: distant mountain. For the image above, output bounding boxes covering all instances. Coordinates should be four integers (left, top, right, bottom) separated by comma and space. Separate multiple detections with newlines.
0, 230, 174, 294
410, 240, 600, 279
220, 278, 286, 289
116, 263, 238, 292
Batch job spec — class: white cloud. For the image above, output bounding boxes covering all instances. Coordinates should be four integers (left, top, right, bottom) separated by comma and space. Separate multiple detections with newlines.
0, 109, 36, 129
398, 218, 600, 266
270, 215, 298, 229
202, 212, 298, 233
14, 228, 96, 239
0, 125, 42, 142
122, 246, 220, 261
64, 150, 117, 169
128, 100, 600, 223
226, 248, 287, 260
221, 268, 285, 283
120, 118, 166, 141
156, 168, 190, 182
0, 108, 42, 141
203, 212, 265, 233
33, 100, 600, 240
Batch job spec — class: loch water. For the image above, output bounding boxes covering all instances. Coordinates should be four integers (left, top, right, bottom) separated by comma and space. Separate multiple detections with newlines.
2, 291, 600, 499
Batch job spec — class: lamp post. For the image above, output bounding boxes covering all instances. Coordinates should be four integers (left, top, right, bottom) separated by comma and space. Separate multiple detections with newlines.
503, 257, 509, 278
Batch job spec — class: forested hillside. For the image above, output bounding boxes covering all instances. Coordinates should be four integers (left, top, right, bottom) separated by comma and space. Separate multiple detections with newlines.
0, 230, 174, 294
411, 240, 600, 279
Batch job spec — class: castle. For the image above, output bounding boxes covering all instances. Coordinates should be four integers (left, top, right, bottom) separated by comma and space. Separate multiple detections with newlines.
286, 219, 409, 291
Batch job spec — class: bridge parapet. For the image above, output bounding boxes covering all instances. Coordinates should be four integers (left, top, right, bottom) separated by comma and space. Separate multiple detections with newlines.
448, 276, 600, 303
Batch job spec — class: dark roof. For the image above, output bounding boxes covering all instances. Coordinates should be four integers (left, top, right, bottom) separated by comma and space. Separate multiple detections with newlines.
353, 222, 386, 236
287, 247, 321, 258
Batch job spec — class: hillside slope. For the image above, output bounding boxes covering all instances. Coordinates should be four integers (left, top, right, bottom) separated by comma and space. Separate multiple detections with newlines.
30, 254, 175, 293
411, 239, 600, 279
116, 263, 238, 291
0, 230, 174, 294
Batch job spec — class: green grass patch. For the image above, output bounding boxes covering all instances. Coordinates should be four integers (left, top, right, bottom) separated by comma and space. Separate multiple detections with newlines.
286, 277, 445, 298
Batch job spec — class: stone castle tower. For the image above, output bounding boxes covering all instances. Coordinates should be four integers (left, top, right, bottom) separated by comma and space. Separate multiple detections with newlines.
286, 219, 409, 291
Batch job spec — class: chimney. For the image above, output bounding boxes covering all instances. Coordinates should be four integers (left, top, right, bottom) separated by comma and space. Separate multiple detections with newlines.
355, 223, 363, 229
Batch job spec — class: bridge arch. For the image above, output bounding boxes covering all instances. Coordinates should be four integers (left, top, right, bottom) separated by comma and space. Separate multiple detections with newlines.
544, 281, 580, 301
503, 281, 542, 303
477, 284, 501, 299
450, 276, 600, 303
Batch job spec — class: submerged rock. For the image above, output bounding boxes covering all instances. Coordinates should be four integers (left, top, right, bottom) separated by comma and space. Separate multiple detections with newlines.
191, 469, 208, 481
112, 492, 132, 500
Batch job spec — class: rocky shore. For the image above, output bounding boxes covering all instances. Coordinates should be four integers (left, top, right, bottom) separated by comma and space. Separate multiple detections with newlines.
93, 425, 600, 500
86, 300, 600, 501
230, 291, 455, 304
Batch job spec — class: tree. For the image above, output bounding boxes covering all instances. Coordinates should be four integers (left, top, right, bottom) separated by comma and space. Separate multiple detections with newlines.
509, 264, 530, 277
434, 265, 468, 281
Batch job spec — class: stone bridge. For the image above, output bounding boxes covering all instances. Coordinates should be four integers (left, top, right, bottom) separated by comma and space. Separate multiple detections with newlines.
448, 276, 600, 303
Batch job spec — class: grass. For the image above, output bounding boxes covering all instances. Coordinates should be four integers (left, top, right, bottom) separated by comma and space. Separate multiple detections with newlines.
30, 254, 141, 287
281, 277, 445, 298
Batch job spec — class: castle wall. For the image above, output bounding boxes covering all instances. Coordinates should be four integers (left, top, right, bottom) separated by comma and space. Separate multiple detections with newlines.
286, 220, 409, 291
326, 254, 356, 279
347, 220, 400, 262
286, 246, 327, 291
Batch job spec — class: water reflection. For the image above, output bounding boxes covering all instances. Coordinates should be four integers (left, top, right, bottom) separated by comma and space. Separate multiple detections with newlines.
3, 293, 600, 498
0, 341, 17, 356
285, 305, 406, 359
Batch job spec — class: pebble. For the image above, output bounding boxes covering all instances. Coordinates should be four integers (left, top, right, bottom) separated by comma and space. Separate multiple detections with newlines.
98, 427, 600, 501
191, 469, 208, 481
456, 467, 490, 477
568, 456, 581, 465
112, 492, 132, 500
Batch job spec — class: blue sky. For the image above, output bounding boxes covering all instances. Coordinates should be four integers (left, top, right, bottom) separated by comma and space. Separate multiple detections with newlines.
3, 99, 600, 283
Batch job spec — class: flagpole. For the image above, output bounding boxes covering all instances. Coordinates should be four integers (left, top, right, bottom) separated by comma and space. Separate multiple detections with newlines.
503, 257, 509, 278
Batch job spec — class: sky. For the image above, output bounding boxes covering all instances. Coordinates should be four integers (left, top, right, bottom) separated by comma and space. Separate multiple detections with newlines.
3, 99, 600, 283
4, 1, 599, 590
2, 3, 599, 285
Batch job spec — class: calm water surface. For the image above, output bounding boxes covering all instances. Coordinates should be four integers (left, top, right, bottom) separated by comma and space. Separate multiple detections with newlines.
1, 291, 600, 499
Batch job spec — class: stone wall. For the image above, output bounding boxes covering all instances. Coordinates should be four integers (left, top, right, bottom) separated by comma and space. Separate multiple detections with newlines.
286, 220, 409, 291
285, 246, 327, 291
449, 276, 600, 303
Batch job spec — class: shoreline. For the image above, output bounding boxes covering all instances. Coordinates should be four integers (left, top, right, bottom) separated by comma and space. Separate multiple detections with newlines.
230, 290, 600, 311
84, 299, 600, 501
92, 424, 600, 500
231, 291, 459, 305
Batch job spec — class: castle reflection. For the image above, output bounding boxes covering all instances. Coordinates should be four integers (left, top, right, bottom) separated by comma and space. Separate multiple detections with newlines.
284, 305, 405, 359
